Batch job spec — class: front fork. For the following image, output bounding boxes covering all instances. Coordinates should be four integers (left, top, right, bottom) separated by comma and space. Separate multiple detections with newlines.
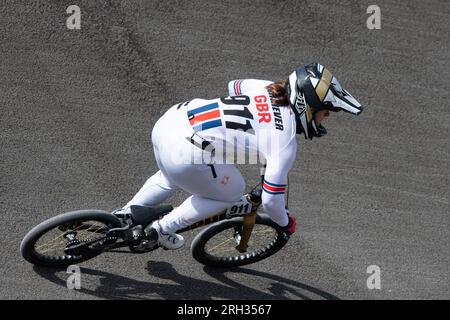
236, 189, 262, 252
236, 212, 257, 253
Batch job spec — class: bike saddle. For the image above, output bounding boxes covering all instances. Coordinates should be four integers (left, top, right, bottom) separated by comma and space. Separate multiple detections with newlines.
129, 205, 173, 227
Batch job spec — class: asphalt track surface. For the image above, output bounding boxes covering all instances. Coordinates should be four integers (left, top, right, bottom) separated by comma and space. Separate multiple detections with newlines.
1, 0, 449, 300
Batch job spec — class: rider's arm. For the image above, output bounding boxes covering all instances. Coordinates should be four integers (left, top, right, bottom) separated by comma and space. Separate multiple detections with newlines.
261, 139, 297, 227
228, 79, 273, 96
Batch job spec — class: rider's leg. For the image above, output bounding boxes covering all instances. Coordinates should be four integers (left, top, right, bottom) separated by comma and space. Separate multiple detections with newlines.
158, 195, 235, 233
156, 163, 245, 233
124, 170, 177, 209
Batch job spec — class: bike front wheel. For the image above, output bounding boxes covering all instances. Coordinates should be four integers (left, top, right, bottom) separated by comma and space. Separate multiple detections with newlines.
191, 213, 289, 268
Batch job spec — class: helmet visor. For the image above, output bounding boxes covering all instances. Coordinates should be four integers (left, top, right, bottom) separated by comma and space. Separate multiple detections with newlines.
325, 77, 363, 115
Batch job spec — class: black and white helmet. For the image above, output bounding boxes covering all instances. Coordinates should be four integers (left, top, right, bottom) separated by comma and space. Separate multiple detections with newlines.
286, 63, 363, 139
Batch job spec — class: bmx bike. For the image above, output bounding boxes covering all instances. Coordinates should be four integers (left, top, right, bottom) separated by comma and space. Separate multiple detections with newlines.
20, 188, 290, 268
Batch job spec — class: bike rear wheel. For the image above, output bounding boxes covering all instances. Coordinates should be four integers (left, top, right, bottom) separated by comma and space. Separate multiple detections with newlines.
20, 210, 122, 267
191, 213, 289, 268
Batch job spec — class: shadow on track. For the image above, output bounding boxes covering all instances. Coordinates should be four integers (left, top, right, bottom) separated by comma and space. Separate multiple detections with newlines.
33, 260, 340, 300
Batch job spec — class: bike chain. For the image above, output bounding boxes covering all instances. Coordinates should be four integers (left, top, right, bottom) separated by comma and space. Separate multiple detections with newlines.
66, 236, 119, 250
66, 239, 81, 247
93, 236, 119, 248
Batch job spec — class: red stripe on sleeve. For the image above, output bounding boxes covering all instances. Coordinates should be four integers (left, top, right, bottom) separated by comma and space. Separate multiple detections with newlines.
189, 109, 221, 125
263, 182, 286, 192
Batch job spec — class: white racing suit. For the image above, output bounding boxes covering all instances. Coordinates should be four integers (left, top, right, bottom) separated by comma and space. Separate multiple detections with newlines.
125, 79, 297, 232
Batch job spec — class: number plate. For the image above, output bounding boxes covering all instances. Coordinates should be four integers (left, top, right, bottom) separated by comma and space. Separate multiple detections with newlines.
225, 196, 253, 217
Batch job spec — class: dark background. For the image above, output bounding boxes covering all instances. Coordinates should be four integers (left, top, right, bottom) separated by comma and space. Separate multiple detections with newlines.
1, 0, 448, 299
